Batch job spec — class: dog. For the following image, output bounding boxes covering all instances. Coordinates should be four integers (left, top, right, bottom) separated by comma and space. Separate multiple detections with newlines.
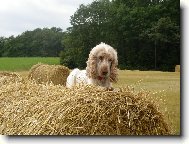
66, 42, 118, 90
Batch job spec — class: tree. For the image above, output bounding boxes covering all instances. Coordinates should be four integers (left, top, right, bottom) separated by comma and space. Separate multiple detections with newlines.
0, 27, 64, 57
60, 0, 180, 71
0, 37, 6, 56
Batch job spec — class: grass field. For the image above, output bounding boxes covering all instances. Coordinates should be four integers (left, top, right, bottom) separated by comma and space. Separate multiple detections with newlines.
0, 57, 180, 135
0, 57, 59, 71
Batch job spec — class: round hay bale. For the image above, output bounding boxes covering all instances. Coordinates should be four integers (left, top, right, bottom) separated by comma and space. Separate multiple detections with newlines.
0, 71, 23, 86
0, 80, 170, 135
28, 63, 70, 86
175, 65, 180, 72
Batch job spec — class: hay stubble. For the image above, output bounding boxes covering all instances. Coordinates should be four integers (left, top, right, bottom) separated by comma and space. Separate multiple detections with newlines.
0, 72, 170, 135
28, 63, 70, 86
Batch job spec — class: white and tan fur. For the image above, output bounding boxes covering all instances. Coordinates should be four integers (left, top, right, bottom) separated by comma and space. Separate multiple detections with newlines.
66, 42, 118, 89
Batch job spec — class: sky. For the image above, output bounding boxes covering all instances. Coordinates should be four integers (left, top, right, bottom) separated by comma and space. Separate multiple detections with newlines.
0, 0, 94, 37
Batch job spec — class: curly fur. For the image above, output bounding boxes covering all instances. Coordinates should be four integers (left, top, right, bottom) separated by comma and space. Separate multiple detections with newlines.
66, 42, 118, 89
86, 42, 118, 85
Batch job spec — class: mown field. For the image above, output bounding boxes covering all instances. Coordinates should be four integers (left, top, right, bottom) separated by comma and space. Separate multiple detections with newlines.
0, 57, 180, 135
0, 57, 59, 71
116, 70, 180, 135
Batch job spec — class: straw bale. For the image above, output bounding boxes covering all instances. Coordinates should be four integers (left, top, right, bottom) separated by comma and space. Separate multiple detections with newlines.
175, 65, 180, 72
28, 63, 70, 86
0, 78, 170, 135
0, 71, 23, 86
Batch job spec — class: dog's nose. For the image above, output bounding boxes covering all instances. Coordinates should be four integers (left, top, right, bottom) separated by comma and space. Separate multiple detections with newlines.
102, 71, 108, 75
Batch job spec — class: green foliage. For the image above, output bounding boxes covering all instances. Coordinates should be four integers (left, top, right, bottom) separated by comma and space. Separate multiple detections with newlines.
60, 0, 180, 71
0, 27, 64, 57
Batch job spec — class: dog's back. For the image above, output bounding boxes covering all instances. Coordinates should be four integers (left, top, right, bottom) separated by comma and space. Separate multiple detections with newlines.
66, 68, 88, 88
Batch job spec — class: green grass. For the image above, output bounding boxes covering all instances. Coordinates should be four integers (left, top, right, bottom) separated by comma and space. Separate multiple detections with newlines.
0, 57, 60, 71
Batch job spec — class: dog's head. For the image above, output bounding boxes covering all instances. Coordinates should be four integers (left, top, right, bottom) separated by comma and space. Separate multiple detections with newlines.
86, 42, 118, 82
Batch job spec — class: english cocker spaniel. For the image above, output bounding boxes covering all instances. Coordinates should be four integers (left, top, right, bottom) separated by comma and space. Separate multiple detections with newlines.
66, 42, 118, 90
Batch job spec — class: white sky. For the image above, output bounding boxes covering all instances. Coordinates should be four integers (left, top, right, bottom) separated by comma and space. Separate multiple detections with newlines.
0, 0, 94, 37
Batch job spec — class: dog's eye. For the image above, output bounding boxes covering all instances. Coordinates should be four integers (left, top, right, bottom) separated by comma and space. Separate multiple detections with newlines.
99, 56, 103, 61
108, 59, 112, 62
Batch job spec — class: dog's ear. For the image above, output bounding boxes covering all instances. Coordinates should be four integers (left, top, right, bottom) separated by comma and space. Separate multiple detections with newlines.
86, 53, 97, 79
110, 58, 118, 83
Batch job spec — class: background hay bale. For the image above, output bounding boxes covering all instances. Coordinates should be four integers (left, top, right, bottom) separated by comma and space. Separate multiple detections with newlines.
0, 77, 170, 135
0, 71, 23, 86
175, 65, 180, 72
28, 63, 70, 86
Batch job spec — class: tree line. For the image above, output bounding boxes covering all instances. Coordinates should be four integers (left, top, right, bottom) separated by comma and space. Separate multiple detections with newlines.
0, 27, 64, 57
0, 0, 180, 71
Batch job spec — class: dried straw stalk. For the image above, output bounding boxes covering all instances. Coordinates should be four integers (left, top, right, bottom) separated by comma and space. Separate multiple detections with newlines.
0, 72, 170, 135
175, 65, 180, 72
28, 63, 70, 86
